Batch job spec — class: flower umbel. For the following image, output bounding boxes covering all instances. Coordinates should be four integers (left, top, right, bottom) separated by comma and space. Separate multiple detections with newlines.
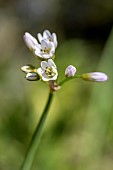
37, 59, 58, 81
21, 29, 109, 170
82, 72, 108, 82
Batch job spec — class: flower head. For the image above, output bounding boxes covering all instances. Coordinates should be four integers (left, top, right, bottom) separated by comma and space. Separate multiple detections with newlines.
37, 59, 58, 81
65, 65, 76, 78
35, 39, 55, 59
37, 30, 58, 48
82, 72, 108, 82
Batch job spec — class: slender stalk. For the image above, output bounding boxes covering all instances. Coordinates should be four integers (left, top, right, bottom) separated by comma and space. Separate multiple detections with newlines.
59, 74, 81, 86
21, 92, 54, 170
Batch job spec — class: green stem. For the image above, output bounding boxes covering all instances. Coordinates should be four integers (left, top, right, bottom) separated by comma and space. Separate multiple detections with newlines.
59, 74, 81, 86
21, 92, 54, 170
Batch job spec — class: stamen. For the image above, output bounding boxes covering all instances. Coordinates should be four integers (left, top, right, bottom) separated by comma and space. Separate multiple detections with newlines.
45, 67, 56, 78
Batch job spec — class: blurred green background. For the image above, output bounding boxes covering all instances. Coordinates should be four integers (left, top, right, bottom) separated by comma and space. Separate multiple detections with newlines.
0, 0, 113, 170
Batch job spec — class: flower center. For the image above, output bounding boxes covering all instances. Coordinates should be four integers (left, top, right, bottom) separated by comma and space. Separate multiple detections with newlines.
41, 47, 51, 54
45, 67, 56, 78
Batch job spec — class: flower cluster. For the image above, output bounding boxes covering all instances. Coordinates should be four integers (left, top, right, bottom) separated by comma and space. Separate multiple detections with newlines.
21, 30, 58, 82
21, 29, 108, 90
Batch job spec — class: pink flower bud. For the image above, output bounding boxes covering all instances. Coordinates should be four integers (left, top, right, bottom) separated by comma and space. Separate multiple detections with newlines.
65, 65, 76, 78
82, 72, 108, 82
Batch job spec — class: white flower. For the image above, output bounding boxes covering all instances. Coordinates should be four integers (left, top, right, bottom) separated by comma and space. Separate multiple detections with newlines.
23, 32, 38, 51
65, 65, 76, 77
37, 30, 58, 48
35, 39, 55, 59
37, 59, 58, 81
82, 72, 108, 82
24, 30, 57, 59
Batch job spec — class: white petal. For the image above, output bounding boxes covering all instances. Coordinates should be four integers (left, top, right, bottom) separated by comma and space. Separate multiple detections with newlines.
23, 36, 34, 50
41, 39, 48, 49
52, 33, 58, 48
35, 51, 51, 59
43, 30, 51, 39
52, 66, 58, 74
35, 43, 41, 49
41, 39, 52, 49
42, 73, 50, 81
37, 68, 43, 76
24, 32, 38, 45
37, 33, 43, 43
41, 61, 49, 69
48, 59, 56, 68
51, 74, 58, 80
50, 46, 55, 55
34, 45, 42, 57
47, 41, 54, 48
35, 46, 41, 53
42, 54, 52, 59
35, 51, 43, 58
23, 33, 38, 51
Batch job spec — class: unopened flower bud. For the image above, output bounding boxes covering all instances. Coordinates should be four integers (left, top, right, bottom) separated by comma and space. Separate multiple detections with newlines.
21, 65, 37, 73
65, 65, 76, 78
82, 72, 108, 82
23, 32, 38, 51
26, 72, 40, 81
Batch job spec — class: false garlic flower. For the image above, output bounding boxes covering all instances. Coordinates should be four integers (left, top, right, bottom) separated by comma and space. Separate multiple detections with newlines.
37, 59, 58, 81
24, 30, 57, 59
23, 32, 38, 52
65, 65, 76, 78
82, 72, 108, 82
35, 39, 55, 59
37, 30, 58, 48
